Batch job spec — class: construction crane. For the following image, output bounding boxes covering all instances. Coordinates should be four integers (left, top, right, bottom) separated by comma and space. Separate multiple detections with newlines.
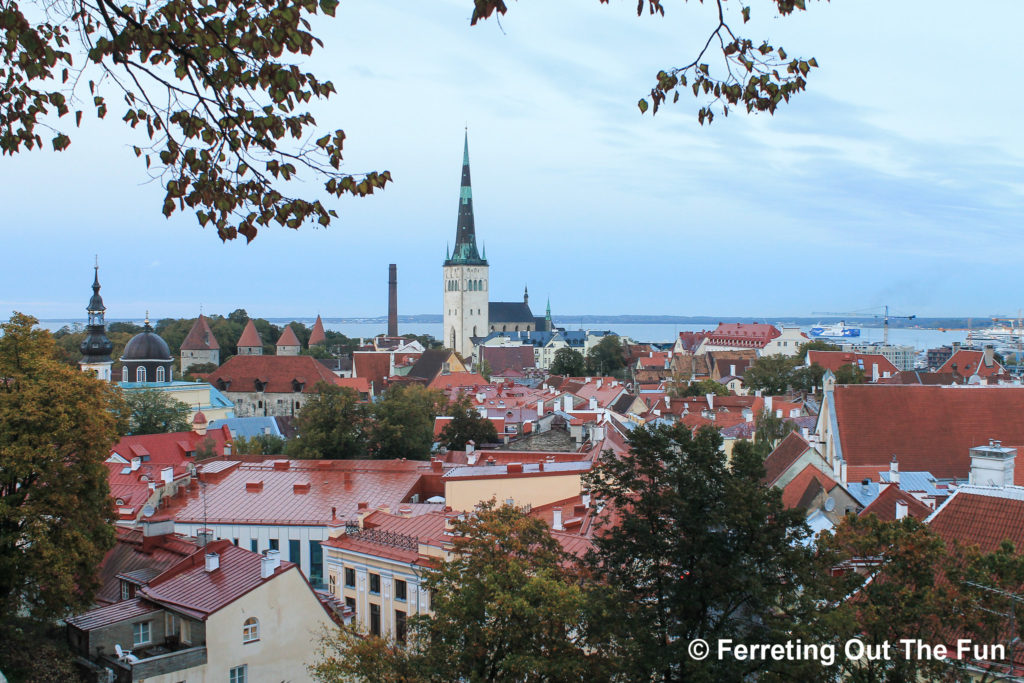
811, 305, 916, 344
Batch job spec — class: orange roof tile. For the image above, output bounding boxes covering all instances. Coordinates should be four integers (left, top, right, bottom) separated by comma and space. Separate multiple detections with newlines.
309, 315, 327, 346
276, 324, 301, 348
859, 486, 933, 521
237, 319, 262, 347
928, 487, 1024, 553
206, 355, 346, 394
781, 464, 838, 509
762, 432, 812, 485
938, 349, 1006, 379
180, 314, 219, 351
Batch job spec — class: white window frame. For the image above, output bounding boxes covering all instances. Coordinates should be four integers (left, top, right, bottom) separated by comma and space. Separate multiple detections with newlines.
132, 620, 151, 646
242, 617, 259, 644
136, 366, 146, 382
156, 366, 165, 382
229, 665, 248, 683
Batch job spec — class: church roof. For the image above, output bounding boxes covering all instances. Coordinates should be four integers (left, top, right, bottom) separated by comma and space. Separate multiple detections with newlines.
309, 315, 327, 346
181, 314, 220, 350
237, 320, 262, 348
489, 301, 535, 324
87, 265, 106, 313
276, 324, 301, 348
445, 132, 486, 266
121, 323, 172, 361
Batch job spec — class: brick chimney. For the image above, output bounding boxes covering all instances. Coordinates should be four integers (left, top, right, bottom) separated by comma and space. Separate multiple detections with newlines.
388, 264, 398, 337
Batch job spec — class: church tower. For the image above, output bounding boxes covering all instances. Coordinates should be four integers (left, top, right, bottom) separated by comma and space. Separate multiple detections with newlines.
79, 263, 114, 382
443, 132, 489, 357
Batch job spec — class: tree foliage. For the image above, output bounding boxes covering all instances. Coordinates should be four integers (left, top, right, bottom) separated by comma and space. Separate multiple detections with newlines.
369, 384, 446, 460
472, 0, 821, 125
440, 394, 498, 451
585, 335, 626, 378
584, 423, 818, 681
0, 313, 125, 622
122, 387, 191, 434
312, 502, 606, 683
667, 377, 730, 398
549, 347, 585, 377
742, 352, 797, 395
834, 362, 865, 385
288, 383, 369, 459
2, 0, 391, 241
233, 432, 287, 455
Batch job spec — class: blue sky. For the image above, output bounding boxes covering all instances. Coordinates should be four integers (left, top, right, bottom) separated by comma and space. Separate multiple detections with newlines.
2, 0, 1022, 320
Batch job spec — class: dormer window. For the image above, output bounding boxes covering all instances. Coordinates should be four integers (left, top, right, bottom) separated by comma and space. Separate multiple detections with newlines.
254, 380, 266, 392
218, 379, 231, 391
292, 379, 305, 392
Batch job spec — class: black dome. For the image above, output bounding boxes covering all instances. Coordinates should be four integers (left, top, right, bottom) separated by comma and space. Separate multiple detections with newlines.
122, 328, 172, 361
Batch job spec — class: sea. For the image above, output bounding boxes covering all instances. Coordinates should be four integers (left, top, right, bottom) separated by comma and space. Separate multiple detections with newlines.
39, 319, 969, 352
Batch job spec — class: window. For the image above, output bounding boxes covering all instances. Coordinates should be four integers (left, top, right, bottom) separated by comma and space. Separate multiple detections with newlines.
121, 581, 131, 601
242, 617, 259, 643
250, 539, 258, 553
395, 579, 407, 602
229, 665, 247, 683
156, 366, 165, 382
132, 621, 151, 646
288, 539, 300, 565
136, 366, 146, 382
344, 567, 356, 588
395, 610, 407, 645
369, 603, 380, 636
309, 540, 323, 587
269, 538, 278, 551
369, 573, 380, 595
121, 365, 128, 381
345, 596, 356, 614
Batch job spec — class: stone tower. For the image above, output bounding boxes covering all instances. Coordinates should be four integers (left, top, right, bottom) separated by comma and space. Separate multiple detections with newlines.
79, 263, 114, 382
180, 314, 220, 373
442, 132, 489, 357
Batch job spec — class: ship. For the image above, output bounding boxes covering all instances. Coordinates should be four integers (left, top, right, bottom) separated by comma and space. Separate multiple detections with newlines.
809, 321, 862, 339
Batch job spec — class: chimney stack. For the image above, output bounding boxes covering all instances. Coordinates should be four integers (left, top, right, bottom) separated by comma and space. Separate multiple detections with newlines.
388, 264, 398, 337
895, 501, 908, 520
205, 552, 220, 572
260, 555, 276, 578
984, 344, 995, 367
969, 440, 1016, 487
552, 507, 564, 531
890, 456, 900, 485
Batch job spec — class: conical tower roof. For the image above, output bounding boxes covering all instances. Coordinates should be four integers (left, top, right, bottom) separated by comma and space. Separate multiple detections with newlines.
181, 314, 220, 350
309, 315, 327, 346
276, 324, 301, 347
237, 319, 263, 348
445, 131, 486, 266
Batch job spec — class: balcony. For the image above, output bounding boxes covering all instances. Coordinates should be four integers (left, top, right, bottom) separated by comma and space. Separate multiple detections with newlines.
102, 643, 207, 682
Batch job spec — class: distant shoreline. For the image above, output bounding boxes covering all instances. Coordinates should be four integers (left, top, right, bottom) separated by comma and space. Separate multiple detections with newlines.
39, 315, 980, 330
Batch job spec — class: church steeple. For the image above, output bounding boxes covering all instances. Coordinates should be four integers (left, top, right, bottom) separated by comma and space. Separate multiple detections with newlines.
79, 261, 114, 381
446, 131, 485, 265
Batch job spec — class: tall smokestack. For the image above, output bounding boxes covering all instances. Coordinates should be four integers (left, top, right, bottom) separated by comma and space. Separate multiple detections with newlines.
388, 264, 398, 337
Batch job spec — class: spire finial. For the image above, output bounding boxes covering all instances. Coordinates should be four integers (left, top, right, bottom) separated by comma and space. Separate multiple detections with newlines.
145, 310, 150, 327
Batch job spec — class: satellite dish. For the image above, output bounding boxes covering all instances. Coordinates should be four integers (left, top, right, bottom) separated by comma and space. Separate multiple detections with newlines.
141, 504, 156, 518
824, 496, 836, 513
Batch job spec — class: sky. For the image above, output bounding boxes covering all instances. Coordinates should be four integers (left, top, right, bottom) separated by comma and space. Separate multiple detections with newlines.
2, 0, 1022, 321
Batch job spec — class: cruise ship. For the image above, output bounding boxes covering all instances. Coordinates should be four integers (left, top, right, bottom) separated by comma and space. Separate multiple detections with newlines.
809, 321, 862, 339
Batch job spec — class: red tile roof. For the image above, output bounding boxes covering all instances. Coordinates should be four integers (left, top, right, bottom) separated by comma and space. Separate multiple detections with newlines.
139, 540, 293, 619
938, 350, 1006, 379
352, 352, 391, 396
762, 432, 812, 486
66, 597, 161, 630
206, 355, 346, 394
707, 323, 780, 349
168, 459, 439, 525
276, 324, 301, 348
309, 315, 327, 346
859, 486, 933, 521
322, 510, 451, 566
832, 385, 1024, 479
180, 315, 219, 350
237, 320, 262, 348
480, 346, 535, 373
676, 331, 710, 353
96, 527, 199, 605
927, 487, 1024, 553
781, 464, 838, 509
807, 350, 898, 377
428, 372, 489, 391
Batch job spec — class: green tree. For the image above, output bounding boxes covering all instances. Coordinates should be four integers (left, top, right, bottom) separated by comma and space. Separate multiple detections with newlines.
473, 1, 820, 125
369, 384, 446, 460
311, 502, 606, 682
550, 347, 586, 377
743, 353, 796, 395
584, 423, 818, 682
791, 362, 826, 393
2, 0, 391, 242
834, 362, 866, 384
754, 408, 797, 450
123, 387, 191, 434
796, 339, 840, 356
668, 377, 730, 398
288, 383, 369, 459
585, 335, 625, 378
233, 433, 287, 455
0, 313, 126, 623
440, 394, 498, 450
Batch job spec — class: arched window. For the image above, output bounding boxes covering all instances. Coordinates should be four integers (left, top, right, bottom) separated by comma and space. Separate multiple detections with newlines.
122, 366, 128, 381
156, 366, 165, 382
243, 617, 259, 643
136, 366, 146, 382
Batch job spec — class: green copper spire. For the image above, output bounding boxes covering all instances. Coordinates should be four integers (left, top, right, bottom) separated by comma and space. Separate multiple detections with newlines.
446, 130, 485, 265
